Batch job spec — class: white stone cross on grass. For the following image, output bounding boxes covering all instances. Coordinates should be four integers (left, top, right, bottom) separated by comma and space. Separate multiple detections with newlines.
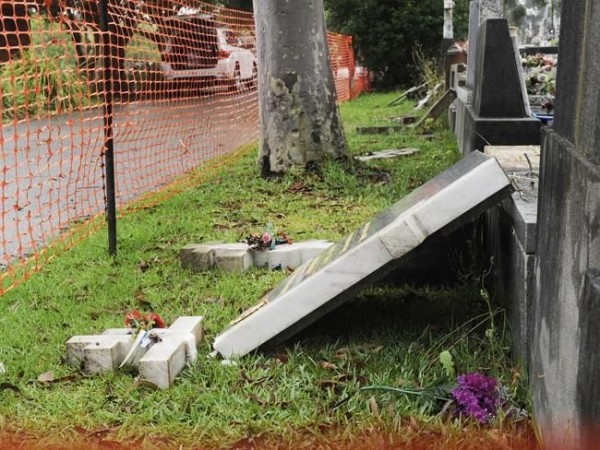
65, 316, 203, 389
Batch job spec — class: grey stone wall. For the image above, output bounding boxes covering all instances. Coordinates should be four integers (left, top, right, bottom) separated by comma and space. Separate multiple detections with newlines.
532, 0, 600, 448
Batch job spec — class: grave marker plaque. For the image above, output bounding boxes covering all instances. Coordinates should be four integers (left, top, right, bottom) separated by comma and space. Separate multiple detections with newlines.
214, 151, 513, 358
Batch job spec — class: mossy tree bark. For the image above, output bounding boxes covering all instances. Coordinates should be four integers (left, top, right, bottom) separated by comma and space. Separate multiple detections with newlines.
253, 0, 348, 175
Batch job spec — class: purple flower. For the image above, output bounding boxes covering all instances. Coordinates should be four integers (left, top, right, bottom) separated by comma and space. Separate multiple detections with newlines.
451, 372, 501, 423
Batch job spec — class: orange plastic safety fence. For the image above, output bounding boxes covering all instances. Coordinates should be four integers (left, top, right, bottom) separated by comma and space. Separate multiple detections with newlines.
0, 1, 369, 295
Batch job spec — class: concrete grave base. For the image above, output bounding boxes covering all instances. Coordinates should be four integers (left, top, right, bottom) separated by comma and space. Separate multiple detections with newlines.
180, 240, 332, 273
66, 316, 203, 389
462, 112, 541, 154
484, 145, 539, 366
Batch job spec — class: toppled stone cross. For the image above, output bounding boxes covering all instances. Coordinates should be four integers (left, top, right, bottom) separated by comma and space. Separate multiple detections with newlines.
66, 316, 203, 389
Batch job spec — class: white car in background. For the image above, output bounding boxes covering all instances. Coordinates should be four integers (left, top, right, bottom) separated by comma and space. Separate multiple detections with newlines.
160, 15, 257, 91
214, 28, 257, 90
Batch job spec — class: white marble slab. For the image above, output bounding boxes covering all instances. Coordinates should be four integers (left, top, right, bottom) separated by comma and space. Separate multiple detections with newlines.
213, 151, 513, 358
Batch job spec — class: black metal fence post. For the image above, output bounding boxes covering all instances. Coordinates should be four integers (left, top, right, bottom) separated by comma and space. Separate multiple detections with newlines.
99, 0, 118, 256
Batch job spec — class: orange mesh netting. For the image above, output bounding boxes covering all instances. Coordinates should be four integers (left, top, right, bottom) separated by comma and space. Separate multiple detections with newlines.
0, 0, 369, 294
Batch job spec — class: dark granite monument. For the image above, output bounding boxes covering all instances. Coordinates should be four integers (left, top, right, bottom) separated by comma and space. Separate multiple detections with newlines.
531, 0, 600, 448
460, 19, 541, 154
214, 152, 513, 358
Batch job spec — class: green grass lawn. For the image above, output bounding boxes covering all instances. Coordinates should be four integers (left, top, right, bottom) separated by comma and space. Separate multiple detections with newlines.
0, 92, 534, 449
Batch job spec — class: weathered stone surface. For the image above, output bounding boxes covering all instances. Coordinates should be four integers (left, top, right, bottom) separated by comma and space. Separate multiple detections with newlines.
486, 145, 539, 253
551, 0, 600, 164
530, 2, 600, 446
65, 335, 134, 373
214, 152, 513, 358
180, 244, 219, 271
484, 145, 539, 366
137, 337, 187, 389
213, 248, 253, 272
533, 127, 600, 449
137, 316, 204, 389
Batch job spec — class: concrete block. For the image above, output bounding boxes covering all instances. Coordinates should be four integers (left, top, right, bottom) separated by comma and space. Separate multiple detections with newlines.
252, 241, 334, 270
65, 335, 133, 372
169, 316, 204, 342
83, 338, 134, 374
298, 241, 333, 263
180, 244, 215, 272
213, 248, 253, 272
485, 145, 540, 253
267, 245, 303, 269
138, 336, 188, 389
137, 316, 204, 389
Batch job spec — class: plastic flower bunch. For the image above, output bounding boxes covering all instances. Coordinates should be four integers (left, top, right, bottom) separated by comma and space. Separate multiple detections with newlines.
124, 309, 166, 331
451, 372, 501, 423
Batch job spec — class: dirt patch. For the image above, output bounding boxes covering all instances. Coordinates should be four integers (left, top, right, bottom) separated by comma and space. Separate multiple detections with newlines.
0, 424, 537, 450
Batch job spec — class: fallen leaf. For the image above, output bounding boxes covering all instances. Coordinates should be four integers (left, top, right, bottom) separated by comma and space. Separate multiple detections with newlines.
334, 347, 350, 358
38, 373, 78, 385
368, 396, 382, 422
37, 371, 54, 383
355, 343, 384, 353
73, 425, 88, 436
274, 353, 289, 364
318, 379, 339, 389
408, 415, 420, 433
355, 375, 369, 386
319, 361, 338, 371
288, 181, 312, 193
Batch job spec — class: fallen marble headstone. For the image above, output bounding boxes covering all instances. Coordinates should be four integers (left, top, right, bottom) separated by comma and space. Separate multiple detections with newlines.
391, 115, 419, 124
213, 151, 513, 358
414, 89, 457, 127
356, 125, 404, 135
356, 148, 420, 161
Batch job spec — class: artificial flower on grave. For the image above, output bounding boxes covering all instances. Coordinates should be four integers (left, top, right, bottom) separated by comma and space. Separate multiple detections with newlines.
124, 309, 167, 331
244, 223, 293, 251
120, 309, 167, 368
359, 371, 527, 425
451, 372, 501, 423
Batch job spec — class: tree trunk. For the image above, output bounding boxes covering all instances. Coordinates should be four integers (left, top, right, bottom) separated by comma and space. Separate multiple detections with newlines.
253, 0, 348, 175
